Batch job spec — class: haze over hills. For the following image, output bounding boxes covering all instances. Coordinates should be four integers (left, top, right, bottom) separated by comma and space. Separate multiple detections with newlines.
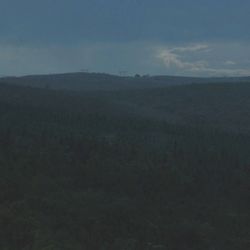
1, 72, 250, 91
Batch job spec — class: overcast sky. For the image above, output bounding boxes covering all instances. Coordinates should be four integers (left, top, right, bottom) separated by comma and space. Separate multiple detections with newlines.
0, 0, 250, 76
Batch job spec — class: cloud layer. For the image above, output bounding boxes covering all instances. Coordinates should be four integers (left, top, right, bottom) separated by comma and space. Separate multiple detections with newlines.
156, 43, 250, 76
0, 42, 250, 77
0, 1, 249, 76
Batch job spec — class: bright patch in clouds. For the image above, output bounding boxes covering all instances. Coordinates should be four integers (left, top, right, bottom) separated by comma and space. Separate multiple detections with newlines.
225, 60, 236, 66
156, 43, 250, 76
156, 44, 209, 72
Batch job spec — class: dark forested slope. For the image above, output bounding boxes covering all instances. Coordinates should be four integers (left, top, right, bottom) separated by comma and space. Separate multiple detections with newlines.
0, 80, 249, 250
101, 82, 250, 133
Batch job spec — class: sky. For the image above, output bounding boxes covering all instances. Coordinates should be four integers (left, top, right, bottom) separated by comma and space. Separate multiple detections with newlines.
0, 0, 250, 76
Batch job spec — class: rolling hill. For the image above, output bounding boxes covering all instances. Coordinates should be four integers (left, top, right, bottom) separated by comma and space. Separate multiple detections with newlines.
0, 74, 249, 250
2, 72, 250, 91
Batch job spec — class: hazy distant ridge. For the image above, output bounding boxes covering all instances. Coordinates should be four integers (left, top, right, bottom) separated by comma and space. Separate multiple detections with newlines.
1, 72, 250, 91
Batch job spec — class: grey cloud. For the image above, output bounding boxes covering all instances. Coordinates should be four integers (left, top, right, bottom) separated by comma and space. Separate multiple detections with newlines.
225, 60, 237, 66
0, 41, 250, 77
0, 42, 156, 76
156, 44, 209, 72
170, 44, 210, 53
155, 43, 250, 76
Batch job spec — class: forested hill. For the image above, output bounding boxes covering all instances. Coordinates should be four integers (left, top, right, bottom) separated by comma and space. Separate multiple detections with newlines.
0, 79, 249, 249
1, 72, 250, 91
1, 79, 250, 133
99, 81, 250, 134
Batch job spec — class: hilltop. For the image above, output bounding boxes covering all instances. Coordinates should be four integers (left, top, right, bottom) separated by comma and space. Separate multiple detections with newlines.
1, 72, 250, 91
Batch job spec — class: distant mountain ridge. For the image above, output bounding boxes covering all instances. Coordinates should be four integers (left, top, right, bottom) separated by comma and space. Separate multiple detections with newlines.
1, 72, 250, 91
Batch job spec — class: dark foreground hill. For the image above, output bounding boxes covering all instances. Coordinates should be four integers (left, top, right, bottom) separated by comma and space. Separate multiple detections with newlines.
0, 80, 249, 250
